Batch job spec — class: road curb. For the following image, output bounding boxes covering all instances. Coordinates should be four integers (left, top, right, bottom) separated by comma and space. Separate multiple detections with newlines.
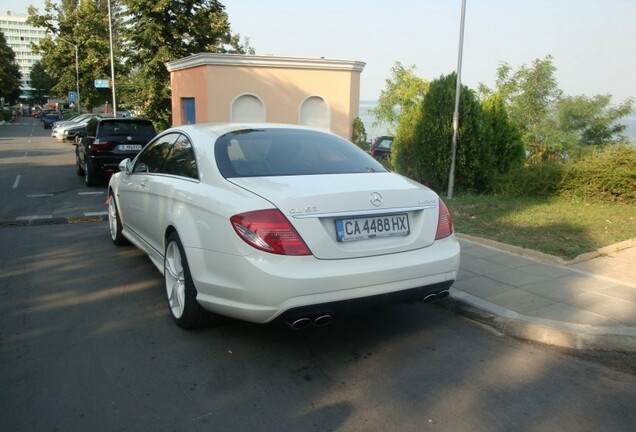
438, 290, 636, 352
456, 233, 636, 266
0, 215, 106, 228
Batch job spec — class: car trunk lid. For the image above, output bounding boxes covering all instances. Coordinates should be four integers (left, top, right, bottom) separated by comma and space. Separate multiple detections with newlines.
228, 173, 442, 259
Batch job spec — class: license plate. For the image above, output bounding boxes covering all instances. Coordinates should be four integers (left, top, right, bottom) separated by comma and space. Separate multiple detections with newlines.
118, 144, 142, 151
335, 213, 410, 242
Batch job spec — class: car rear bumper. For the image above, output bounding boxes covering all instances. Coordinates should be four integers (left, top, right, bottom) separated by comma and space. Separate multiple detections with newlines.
186, 235, 460, 323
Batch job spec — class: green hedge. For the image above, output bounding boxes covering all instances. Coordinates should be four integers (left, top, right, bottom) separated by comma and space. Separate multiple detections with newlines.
560, 145, 636, 204
495, 145, 636, 204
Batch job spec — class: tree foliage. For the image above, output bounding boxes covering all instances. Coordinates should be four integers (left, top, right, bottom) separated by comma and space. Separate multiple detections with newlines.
480, 55, 565, 161
351, 117, 367, 149
481, 94, 525, 176
395, 73, 496, 194
27, 0, 248, 124
120, 0, 250, 130
370, 62, 429, 134
558, 94, 634, 147
0, 30, 22, 104
27, 0, 125, 110
28, 60, 56, 103
480, 55, 634, 161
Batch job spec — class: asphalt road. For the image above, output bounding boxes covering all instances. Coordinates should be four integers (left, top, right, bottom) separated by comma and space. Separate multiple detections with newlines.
1, 117, 635, 431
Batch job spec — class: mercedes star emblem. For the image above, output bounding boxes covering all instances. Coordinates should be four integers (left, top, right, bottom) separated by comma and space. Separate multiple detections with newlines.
370, 192, 383, 207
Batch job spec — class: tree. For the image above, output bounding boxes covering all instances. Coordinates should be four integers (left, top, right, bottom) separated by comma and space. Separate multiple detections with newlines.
557, 94, 634, 147
29, 60, 56, 103
480, 55, 566, 161
370, 62, 429, 134
482, 94, 525, 175
351, 117, 368, 149
120, 0, 250, 130
28, 0, 125, 111
397, 73, 495, 193
0, 30, 22, 104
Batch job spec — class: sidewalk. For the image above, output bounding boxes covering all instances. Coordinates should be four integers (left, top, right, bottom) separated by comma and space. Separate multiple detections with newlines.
441, 235, 636, 352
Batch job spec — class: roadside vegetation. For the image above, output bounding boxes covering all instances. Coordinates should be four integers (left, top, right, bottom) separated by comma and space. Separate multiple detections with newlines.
367, 56, 635, 259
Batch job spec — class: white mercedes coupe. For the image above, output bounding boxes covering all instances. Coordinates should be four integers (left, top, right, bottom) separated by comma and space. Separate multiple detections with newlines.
108, 124, 460, 329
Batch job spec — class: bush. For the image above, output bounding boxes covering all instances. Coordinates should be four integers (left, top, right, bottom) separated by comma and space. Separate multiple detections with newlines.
495, 160, 565, 197
560, 145, 636, 204
0, 110, 12, 122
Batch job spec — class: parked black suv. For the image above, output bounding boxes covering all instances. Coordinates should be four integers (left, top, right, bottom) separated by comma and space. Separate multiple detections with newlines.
76, 116, 157, 186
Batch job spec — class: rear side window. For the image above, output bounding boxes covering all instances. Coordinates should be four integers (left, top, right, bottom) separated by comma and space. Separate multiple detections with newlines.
215, 129, 387, 178
86, 118, 98, 136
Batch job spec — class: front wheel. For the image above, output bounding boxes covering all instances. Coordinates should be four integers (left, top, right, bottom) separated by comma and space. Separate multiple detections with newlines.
108, 193, 128, 246
164, 232, 218, 329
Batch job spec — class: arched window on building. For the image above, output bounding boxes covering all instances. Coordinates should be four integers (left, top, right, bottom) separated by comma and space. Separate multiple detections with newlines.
231, 94, 266, 123
299, 96, 330, 130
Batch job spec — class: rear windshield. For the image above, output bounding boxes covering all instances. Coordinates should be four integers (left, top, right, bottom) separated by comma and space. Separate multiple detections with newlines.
215, 128, 387, 178
99, 121, 156, 137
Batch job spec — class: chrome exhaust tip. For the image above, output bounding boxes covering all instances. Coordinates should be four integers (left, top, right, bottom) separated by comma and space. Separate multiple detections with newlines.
436, 290, 450, 300
288, 317, 312, 330
422, 293, 438, 303
313, 314, 334, 327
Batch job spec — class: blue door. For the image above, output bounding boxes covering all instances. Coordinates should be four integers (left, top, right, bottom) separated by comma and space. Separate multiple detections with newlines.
182, 98, 196, 124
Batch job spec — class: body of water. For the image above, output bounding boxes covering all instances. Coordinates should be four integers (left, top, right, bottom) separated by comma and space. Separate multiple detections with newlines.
359, 101, 636, 144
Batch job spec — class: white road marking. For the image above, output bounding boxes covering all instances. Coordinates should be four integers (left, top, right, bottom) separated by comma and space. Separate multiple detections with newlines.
78, 191, 104, 195
27, 194, 54, 198
13, 175, 21, 189
16, 215, 52, 221
84, 211, 108, 217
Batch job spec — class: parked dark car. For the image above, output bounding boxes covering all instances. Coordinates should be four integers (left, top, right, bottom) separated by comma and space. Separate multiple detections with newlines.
368, 136, 394, 160
42, 112, 63, 129
76, 116, 157, 186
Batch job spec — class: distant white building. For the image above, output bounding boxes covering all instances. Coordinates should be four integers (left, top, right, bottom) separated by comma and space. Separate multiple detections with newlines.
0, 11, 47, 99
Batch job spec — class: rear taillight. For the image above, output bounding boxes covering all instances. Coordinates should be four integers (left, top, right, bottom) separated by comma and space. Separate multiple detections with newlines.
230, 209, 312, 256
435, 198, 454, 240
91, 139, 111, 152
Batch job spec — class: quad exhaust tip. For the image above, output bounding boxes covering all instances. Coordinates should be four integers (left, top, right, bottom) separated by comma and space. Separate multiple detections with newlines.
288, 314, 334, 330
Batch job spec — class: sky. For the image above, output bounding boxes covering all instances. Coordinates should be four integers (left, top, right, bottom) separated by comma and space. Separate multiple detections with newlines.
4, 0, 636, 103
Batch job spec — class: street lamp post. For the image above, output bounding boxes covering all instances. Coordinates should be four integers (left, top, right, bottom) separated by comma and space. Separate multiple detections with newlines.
447, 0, 467, 199
58, 37, 80, 114
107, 0, 117, 117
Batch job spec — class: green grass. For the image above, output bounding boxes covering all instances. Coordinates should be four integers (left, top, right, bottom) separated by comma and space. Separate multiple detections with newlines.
445, 194, 636, 260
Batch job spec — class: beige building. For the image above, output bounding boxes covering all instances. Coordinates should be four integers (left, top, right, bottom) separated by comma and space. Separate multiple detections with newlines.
165, 53, 365, 140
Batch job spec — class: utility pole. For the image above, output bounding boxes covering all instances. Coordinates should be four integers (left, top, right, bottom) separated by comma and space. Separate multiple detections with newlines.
107, 0, 117, 117
447, 0, 467, 199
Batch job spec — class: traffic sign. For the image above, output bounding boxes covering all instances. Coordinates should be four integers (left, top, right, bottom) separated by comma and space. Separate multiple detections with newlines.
94, 79, 110, 88
68, 91, 77, 102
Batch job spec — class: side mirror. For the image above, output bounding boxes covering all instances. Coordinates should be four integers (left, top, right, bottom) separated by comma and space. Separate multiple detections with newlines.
119, 158, 132, 174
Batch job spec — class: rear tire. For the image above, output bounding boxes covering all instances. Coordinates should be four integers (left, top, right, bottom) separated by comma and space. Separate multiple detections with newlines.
85, 160, 98, 186
164, 232, 218, 329
76, 150, 85, 176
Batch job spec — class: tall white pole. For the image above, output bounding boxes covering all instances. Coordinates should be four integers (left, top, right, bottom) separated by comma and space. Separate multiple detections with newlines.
107, 0, 117, 117
74, 45, 80, 113
447, 0, 467, 199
